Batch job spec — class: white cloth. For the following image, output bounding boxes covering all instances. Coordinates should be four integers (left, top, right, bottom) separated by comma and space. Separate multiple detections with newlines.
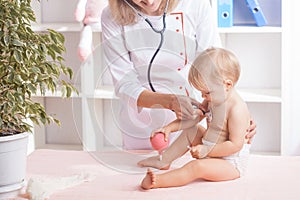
101, 0, 221, 149
26, 173, 96, 200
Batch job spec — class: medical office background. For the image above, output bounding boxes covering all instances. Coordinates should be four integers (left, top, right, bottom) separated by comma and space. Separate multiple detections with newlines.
29, 0, 300, 156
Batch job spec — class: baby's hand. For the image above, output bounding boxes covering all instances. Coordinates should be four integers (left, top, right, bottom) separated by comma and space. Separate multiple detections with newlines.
189, 145, 210, 159
189, 145, 202, 159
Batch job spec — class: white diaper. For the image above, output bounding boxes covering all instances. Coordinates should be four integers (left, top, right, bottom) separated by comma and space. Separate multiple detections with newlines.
202, 139, 251, 177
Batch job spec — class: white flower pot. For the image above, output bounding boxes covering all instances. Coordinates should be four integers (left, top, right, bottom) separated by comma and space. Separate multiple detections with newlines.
0, 132, 29, 199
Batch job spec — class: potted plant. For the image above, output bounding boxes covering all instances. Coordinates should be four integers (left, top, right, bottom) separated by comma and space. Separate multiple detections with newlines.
0, 0, 77, 198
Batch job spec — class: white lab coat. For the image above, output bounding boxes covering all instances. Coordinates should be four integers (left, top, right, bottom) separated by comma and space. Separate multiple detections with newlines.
101, 0, 221, 149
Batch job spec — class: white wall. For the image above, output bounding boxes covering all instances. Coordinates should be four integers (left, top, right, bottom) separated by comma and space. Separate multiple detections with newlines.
281, 1, 300, 155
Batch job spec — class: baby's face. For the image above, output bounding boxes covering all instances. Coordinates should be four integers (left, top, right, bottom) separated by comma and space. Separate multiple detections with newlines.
196, 80, 227, 106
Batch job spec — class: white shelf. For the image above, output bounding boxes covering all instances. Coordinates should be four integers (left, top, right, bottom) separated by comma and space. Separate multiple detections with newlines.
218, 26, 282, 34
251, 151, 281, 156
87, 85, 118, 99
31, 23, 102, 33
89, 86, 281, 103
31, 23, 281, 34
32, 90, 81, 98
31, 23, 82, 32
238, 88, 281, 103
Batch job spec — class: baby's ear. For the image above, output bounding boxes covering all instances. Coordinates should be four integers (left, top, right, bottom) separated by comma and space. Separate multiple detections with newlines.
223, 79, 233, 89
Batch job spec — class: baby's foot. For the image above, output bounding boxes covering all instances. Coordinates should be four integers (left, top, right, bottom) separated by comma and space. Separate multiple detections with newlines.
137, 155, 170, 170
141, 169, 156, 190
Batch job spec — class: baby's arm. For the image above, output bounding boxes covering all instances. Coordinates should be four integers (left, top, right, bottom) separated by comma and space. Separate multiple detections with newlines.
191, 104, 250, 158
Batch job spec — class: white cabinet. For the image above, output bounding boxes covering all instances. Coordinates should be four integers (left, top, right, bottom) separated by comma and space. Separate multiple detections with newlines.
32, 0, 297, 155
281, 1, 300, 156
214, 0, 283, 154
31, 0, 84, 150
212, 0, 282, 154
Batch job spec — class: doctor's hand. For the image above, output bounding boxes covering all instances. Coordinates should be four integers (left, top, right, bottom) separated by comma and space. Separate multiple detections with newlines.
245, 118, 257, 144
170, 95, 202, 120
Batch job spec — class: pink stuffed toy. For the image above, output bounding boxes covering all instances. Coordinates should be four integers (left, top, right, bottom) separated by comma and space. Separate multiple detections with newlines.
75, 0, 107, 62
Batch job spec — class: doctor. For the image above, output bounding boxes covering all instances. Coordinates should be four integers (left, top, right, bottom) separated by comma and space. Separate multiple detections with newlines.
101, 0, 256, 150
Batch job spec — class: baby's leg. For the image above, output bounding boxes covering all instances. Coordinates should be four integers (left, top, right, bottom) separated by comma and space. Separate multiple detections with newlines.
138, 125, 205, 169
141, 158, 240, 189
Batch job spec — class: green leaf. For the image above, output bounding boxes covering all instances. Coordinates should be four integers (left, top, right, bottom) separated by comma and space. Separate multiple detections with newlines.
12, 39, 24, 47
40, 43, 47, 53
51, 44, 62, 54
61, 86, 66, 97
31, 66, 41, 74
39, 113, 46, 124
3, 35, 9, 46
26, 26, 34, 34
13, 50, 22, 63
7, 92, 15, 102
25, 49, 31, 59
53, 118, 61, 126
67, 67, 74, 79
14, 93, 24, 104
66, 86, 72, 98
56, 32, 65, 44
15, 74, 23, 85
47, 49, 56, 60
27, 83, 37, 94
29, 117, 40, 126
57, 56, 65, 62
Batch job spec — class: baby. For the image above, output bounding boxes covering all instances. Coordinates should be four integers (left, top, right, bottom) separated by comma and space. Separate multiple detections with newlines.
139, 47, 251, 189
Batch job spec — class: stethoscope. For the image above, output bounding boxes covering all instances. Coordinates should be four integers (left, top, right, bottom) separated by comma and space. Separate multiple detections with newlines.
124, 0, 170, 92
124, 1, 208, 116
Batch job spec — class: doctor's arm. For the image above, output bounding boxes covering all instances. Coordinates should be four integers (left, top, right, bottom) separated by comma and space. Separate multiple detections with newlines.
138, 90, 202, 120
102, 8, 200, 120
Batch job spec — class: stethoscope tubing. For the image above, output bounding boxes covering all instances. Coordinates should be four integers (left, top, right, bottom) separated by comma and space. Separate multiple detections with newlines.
123, 0, 169, 92
145, 13, 166, 92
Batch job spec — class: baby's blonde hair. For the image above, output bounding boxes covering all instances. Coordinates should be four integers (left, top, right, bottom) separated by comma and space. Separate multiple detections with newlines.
109, 0, 179, 26
188, 47, 240, 91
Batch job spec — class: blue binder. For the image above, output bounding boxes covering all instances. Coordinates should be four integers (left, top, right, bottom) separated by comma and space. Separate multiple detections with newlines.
245, 0, 267, 26
218, 0, 233, 27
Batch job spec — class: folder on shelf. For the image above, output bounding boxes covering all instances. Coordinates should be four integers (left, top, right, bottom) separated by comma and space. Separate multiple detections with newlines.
245, 0, 267, 26
217, 0, 233, 27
